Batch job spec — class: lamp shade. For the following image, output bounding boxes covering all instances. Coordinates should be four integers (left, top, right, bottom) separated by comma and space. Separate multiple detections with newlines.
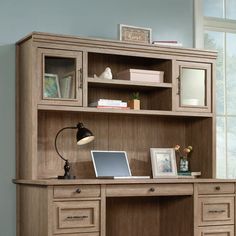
76, 123, 95, 145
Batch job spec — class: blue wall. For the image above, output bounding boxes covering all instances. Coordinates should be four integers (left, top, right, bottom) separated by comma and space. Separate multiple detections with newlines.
0, 0, 193, 235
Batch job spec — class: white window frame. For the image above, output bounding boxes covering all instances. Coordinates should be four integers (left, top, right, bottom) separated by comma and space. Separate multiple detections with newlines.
194, 0, 236, 48
194, 0, 236, 178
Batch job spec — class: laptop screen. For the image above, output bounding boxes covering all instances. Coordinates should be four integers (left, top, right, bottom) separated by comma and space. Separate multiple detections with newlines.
91, 151, 131, 177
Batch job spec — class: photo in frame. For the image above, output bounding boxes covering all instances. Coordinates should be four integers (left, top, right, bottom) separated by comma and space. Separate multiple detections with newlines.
150, 148, 177, 178
119, 24, 152, 44
43, 73, 61, 99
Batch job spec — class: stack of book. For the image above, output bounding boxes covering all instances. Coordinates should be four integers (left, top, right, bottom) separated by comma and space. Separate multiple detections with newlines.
178, 171, 201, 179
152, 40, 183, 47
89, 99, 129, 109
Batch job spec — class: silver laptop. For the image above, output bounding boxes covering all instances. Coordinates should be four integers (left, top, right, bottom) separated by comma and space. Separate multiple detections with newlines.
91, 150, 150, 179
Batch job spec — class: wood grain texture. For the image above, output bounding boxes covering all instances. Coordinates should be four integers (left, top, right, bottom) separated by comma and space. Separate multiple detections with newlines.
196, 225, 234, 236
18, 185, 50, 236
16, 39, 38, 179
106, 183, 193, 197
38, 111, 202, 179
197, 196, 235, 226
15, 32, 220, 236
53, 185, 101, 198
198, 183, 235, 195
106, 197, 161, 236
160, 196, 194, 236
53, 200, 100, 234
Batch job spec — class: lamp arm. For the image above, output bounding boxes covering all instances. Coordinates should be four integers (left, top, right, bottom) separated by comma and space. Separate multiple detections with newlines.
54, 126, 77, 162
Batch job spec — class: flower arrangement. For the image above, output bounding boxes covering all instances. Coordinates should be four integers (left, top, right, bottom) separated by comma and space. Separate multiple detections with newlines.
174, 145, 193, 159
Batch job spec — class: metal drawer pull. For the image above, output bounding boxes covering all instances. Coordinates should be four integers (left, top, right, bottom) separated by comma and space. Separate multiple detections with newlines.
66, 215, 88, 220
75, 188, 81, 193
208, 210, 226, 213
149, 187, 155, 192
215, 186, 221, 190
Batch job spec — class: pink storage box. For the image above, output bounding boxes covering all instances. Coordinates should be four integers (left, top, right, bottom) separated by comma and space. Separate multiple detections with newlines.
117, 69, 164, 83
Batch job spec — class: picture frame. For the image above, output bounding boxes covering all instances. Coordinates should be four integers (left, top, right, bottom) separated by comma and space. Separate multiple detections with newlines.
43, 73, 61, 99
150, 148, 177, 178
119, 24, 152, 44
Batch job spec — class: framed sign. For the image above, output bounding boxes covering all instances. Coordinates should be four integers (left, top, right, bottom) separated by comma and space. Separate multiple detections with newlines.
119, 24, 152, 44
150, 148, 177, 178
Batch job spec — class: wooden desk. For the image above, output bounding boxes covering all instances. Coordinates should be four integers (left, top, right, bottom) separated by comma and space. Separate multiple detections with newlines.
14, 179, 235, 236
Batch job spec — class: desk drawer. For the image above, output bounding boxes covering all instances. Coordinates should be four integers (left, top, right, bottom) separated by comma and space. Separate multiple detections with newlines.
197, 225, 234, 236
54, 185, 100, 198
56, 233, 99, 236
106, 184, 193, 197
198, 196, 234, 226
198, 183, 234, 195
53, 200, 100, 234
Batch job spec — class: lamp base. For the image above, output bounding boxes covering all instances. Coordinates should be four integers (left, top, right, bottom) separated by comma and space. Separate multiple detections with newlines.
57, 160, 76, 179
58, 175, 76, 179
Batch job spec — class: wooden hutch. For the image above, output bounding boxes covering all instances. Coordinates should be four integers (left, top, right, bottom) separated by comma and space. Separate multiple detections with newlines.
15, 32, 236, 236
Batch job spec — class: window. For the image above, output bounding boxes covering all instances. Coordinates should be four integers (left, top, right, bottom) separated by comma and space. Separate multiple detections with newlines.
195, 0, 236, 178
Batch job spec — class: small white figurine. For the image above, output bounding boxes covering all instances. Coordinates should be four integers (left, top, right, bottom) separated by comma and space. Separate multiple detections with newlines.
94, 67, 112, 80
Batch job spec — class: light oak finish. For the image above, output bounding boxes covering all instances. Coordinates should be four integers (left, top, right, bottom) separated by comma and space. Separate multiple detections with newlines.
106, 183, 193, 197
174, 61, 212, 113
18, 185, 52, 236
53, 185, 101, 198
15, 32, 222, 236
197, 225, 234, 236
197, 196, 234, 226
53, 200, 100, 234
198, 183, 235, 195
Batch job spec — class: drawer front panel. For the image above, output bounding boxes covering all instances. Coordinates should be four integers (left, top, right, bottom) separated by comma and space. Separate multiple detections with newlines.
198, 197, 234, 226
58, 233, 99, 236
198, 183, 234, 195
106, 184, 193, 197
197, 225, 234, 236
53, 200, 100, 234
54, 185, 100, 198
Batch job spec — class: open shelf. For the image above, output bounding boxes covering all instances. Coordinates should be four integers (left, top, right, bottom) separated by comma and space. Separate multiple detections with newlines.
37, 104, 213, 118
87, 77, 172, 90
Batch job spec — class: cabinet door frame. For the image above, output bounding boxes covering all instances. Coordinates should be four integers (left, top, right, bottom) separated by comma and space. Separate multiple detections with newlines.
37, 48, 83, 106
173, 61, 211, 113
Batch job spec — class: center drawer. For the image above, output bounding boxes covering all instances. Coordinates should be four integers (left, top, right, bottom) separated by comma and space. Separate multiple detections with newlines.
106, 184, 193, 197
197, 196, 234, 226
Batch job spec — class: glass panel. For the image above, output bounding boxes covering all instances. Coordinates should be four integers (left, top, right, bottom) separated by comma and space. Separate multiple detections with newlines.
203, 0, 224, 18
180, 68, 206, 107
226, 33, 236, 115
226, 0, 236, 20
204, 31, 225, 115
216, 117, 227, 178
227, 117, 236, 178
44, 56, 76, 99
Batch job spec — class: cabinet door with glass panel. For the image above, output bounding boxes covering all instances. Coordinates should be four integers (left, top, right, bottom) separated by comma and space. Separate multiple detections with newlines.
37, 48, 83, 106
174, 61, 211, 113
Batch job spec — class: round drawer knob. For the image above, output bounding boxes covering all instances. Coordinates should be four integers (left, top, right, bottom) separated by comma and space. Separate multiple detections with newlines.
76, 188, 81, 193
149, 187, 155, 192
215, 186, 221, 191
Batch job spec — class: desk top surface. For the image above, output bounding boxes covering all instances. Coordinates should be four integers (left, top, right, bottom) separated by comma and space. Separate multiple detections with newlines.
13, 178, 236, 186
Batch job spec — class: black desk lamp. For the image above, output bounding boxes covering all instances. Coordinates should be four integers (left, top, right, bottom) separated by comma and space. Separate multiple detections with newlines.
54, 122, 95, 179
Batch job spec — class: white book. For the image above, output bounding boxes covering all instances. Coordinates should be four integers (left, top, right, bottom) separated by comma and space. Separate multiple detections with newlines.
90, 99, 127, 107
153, 42, 183, 47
